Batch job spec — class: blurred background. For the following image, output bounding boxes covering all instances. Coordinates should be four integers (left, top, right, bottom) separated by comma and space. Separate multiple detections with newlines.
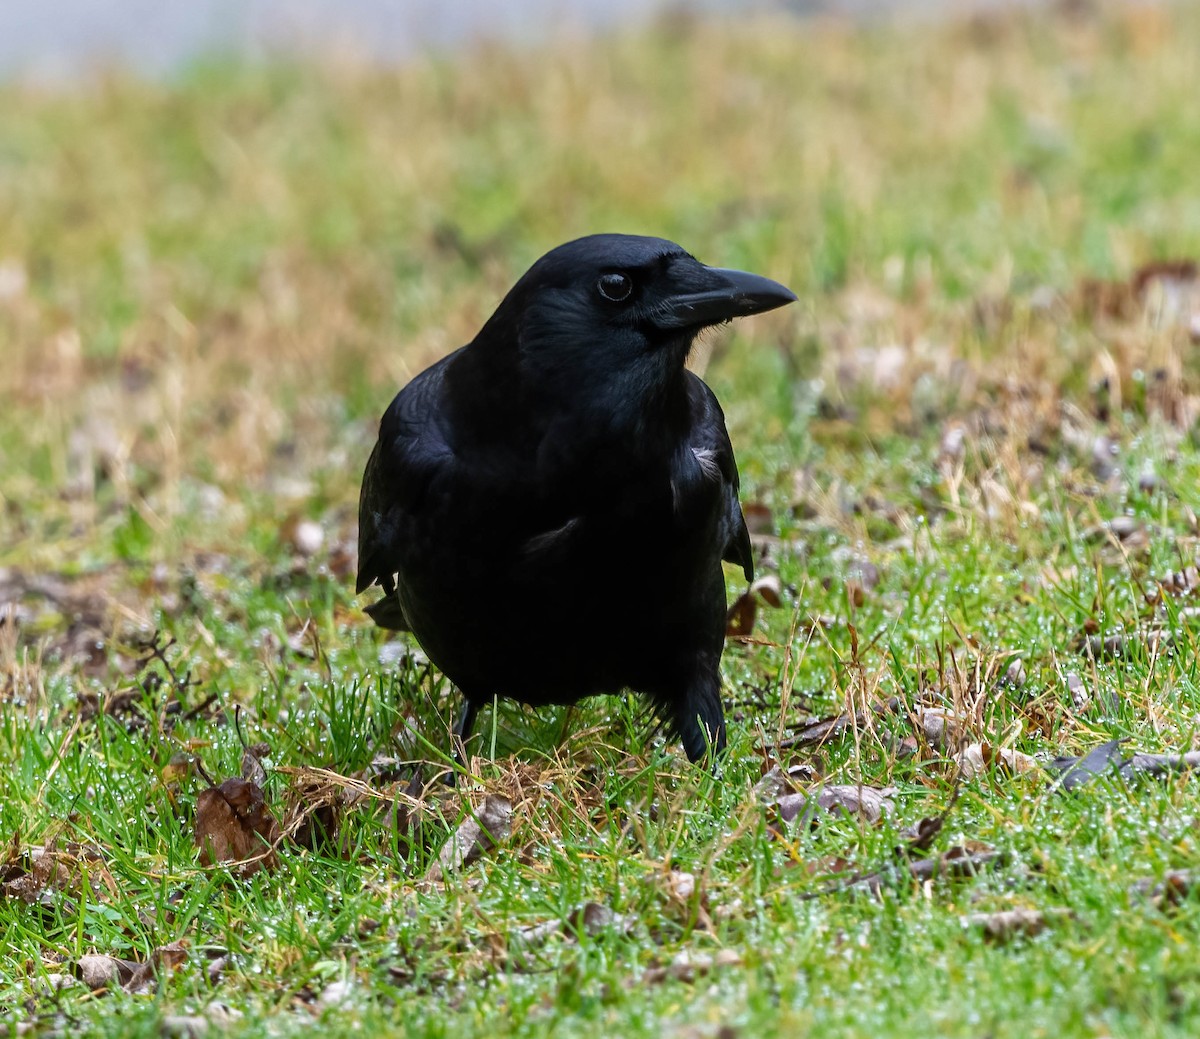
3, 1, 1044, 77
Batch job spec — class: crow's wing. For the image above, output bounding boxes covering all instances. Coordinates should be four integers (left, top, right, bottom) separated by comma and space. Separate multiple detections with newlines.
356, 358, 456, 629
685, 372, 753, 581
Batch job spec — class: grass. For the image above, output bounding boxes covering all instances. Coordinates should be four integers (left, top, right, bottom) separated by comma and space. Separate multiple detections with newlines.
4, 1, 1200, 1035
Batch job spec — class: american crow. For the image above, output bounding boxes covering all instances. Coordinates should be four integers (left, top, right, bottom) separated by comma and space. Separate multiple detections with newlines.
357, 234, 795, 764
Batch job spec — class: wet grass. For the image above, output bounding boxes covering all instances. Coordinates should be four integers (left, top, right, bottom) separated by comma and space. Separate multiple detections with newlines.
4, 2, 1200, 1036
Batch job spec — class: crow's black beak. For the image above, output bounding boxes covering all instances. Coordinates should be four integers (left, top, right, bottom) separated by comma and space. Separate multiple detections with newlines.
653, 265, 797, 331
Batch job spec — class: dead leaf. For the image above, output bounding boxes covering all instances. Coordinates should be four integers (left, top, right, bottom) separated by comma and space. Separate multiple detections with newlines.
317, 980, 355, 1010
160, 1016, 209, 1038
123, 940, 188, 994
991, 744, 1038, 774
958, 743, 987, 778
1123, 750, 1200, 778
913, 707, 964, 750
240, 742, 271, 789
959, 742, 1038, 778
281, 515, 324, 557
898, 816, 944, 852
426, 794, 512, 880
742, 501, 773, 535
1129, 869, 1200, 909
568, 901, 626, 937
724, 592, 756, 638
778, 784, 896, 826
1049, 740, 1200, 792
1064, 672, 1090, 712
1078, 627, 1170, 660
908, 842, 1001, 882
965, 907, 1070, 942
1001, 658, 1027, 689
1134, 259, 1199, 328
750, 574, 783, 608
72, 942, 187, 994
642, 947, 742, 985
777, 698, 899, 751
194, 777, 280, 874
1154, 565, 1200, 601
1047, 739, 1127, 791
664, 870, 697, 902
75, 954, 139, 990
516, 902, 632, 947
2, 842, 110, 905
830, 842, 1001, 894
781, 712, 848, 748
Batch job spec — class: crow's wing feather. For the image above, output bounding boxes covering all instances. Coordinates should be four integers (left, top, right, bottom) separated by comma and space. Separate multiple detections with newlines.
356, 358, 457, 627
685, 372, 753, 581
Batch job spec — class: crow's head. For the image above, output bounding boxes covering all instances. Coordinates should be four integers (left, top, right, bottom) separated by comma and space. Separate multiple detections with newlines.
474, 234, 796, 407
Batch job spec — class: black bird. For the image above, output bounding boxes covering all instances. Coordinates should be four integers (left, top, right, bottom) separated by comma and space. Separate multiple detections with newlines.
357, 234, 796, 763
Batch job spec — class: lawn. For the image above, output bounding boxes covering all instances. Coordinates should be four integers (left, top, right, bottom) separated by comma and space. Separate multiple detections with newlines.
4, 3, 1200, 1036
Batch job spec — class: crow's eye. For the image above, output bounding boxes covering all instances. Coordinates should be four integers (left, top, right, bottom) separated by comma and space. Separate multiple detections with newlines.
597, 272, 633, 302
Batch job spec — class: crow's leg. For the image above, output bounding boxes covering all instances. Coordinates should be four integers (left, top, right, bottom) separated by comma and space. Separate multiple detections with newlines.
442, 697, 479, 785
453, 698, 479, 745
670, 661, 727, 767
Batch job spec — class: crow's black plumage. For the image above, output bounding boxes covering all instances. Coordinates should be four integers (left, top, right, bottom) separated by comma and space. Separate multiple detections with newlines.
357, 234, 796, 763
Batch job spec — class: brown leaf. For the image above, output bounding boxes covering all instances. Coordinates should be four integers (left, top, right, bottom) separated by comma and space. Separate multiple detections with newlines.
754, 763, 817, 803
569, 901, 625, 937
899, 816, 944, 852
776, 697, 899, 751
1077, 628, 1170, 660
1133, 259, 1199, 328
742, 501, 773, 535
240, 742, 271, 788
160, 1016, 210, 1038
1064, 671, 1090, 712
75, 954, 139, 990
1124, 750, 1200, 779
915, 707, 964, 750
781, 712, 848, 748
123, 940, 189, 994
1155, 565, 1200, 600
989, 744, 1038, 774
1047, 739, 1127, 791
2, 842, 110, 904
750, 574, 783, 608
281, 515, 324, 557
427, 794, 512, 880
959, 742, 1038, 778
778, 784, 895, 826
908, 842, 1001, 882
965, 907, 1069, 942
724, 591, 756, 638
1129, 869, 1200, 909
1001, 658, 1027, 689
194, 778, 280, 875
1077, 277, 1136, 320
642, 947, 742, 985
663, 870, 697, 903
517, 902, 632, 947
